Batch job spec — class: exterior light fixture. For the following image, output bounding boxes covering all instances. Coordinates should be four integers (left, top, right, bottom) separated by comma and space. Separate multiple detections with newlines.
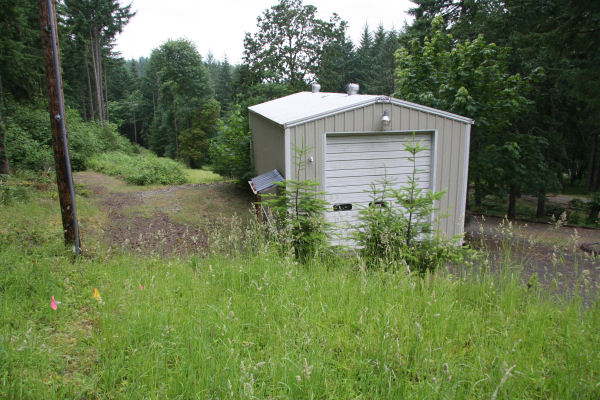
382, 110, 391, 125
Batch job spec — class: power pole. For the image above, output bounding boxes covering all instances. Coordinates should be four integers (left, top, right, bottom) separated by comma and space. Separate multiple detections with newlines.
39, 0, 81, 253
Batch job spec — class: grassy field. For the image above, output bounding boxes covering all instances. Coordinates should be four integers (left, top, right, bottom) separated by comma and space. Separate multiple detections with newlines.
1, 178, 599, 399
185, 167, 231, 184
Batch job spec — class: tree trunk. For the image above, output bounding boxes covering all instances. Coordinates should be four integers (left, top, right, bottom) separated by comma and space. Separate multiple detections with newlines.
80, 85, 86, 121
586, 130, 598, 191
0, 114, 7, 176
536, 189, 546, 219
507, 184, 518, 220
103, 64, 109, 121
152, 90, 156, 118
474, 178, 482, 207
0, 74, 9, 175
84, 52, 94, 121
95, 31, 105, 122
132, 109, 137, 143
594, 162, 600, 192
90, 29, 104, 123
173, 112, 179, 159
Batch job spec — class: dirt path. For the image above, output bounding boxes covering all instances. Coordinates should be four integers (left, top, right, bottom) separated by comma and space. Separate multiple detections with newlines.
75, 172, 252, 256
465, 215, 600, 301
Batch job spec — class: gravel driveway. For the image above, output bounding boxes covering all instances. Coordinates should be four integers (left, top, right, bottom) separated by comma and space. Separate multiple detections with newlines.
465, 215, 600, 302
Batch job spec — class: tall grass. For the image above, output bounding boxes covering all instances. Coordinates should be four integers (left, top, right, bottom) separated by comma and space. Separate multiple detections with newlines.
1, 184, 599, 399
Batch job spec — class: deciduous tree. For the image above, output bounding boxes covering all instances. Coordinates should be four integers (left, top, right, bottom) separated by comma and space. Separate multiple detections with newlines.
243, 0, 347, 89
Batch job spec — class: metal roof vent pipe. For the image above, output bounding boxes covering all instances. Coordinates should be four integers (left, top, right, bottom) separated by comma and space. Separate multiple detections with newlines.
311, 83, 321, 93
346, 83, 359, 95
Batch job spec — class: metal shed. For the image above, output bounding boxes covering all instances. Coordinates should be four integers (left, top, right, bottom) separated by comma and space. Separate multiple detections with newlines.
248, 86, 474, 244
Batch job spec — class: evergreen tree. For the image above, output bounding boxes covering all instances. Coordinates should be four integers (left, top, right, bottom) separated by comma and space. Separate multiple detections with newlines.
316, 34, 357, 93
214, 57, 233, 114
146, 39, 214, 160
62, 0, 134, 123
354, 24, 374, 93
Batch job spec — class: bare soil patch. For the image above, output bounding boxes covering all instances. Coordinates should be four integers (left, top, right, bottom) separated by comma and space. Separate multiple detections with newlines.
74, 171, 252, 256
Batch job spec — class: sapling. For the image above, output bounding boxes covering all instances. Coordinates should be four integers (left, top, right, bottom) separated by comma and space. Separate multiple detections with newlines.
354, 132, 462, 272
263, 145, 330, 262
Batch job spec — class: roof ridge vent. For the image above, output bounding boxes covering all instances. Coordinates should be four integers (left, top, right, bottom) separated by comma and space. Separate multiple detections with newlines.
346, 83, 359, 95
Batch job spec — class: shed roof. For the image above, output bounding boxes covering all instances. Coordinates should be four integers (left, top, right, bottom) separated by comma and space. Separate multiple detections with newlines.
248, 91, 474, 128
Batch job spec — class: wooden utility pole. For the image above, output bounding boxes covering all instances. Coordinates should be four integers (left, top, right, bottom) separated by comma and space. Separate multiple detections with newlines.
39, 0, 81, 252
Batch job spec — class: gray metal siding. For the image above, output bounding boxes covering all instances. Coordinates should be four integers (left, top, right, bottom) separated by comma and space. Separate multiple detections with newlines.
325, 132, 433, 246
249, 112, 285, 176
287, 102, 469, 239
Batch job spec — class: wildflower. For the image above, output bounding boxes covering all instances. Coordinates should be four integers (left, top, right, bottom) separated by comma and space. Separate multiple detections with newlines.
93, 288, 101, 301
139, 283, 143, 290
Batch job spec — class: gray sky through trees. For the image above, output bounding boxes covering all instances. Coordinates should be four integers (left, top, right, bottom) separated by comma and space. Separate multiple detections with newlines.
115, 0, 413, 62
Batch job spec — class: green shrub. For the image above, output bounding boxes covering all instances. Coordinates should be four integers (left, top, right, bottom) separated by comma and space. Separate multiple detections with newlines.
87, 151, 188, 185
567, 198, 587, 211
4, 101, 135, 172
587, 192, 600, 224
545, 203, 566, 219
0, 181, 29, 205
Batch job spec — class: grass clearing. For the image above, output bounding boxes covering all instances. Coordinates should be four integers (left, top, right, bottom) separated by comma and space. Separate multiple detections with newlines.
185, 167, 230, 184
1, 180, 599, 399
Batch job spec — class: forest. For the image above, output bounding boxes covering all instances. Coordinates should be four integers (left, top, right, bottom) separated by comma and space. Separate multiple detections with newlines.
1, 0, 599, 220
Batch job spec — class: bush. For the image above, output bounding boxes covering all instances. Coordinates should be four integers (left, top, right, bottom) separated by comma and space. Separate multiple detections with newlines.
545, 203, 566, 219
4, 101, 135, 172
587, 192, 600, 224
87, 151, 188, 185
567, 198, 587, 211
0, 181, 29, 205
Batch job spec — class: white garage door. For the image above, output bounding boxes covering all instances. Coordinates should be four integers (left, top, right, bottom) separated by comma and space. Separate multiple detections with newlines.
324, 132, 433, 246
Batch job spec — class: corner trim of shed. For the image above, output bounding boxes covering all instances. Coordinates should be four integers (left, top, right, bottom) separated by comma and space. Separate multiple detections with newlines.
284, 127, 291, 178
459, 123, 472, 243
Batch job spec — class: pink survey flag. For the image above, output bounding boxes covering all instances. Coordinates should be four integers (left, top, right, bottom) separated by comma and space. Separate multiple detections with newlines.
139, 284, 143, 290
51, 296, 57, 310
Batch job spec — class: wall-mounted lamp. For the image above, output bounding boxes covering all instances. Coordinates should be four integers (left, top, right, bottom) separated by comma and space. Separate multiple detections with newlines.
308, 156, 314, 163
381, 110, 391, 125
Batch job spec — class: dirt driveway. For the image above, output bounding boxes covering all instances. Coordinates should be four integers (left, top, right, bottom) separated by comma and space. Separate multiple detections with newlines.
75, 172, 252, 256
